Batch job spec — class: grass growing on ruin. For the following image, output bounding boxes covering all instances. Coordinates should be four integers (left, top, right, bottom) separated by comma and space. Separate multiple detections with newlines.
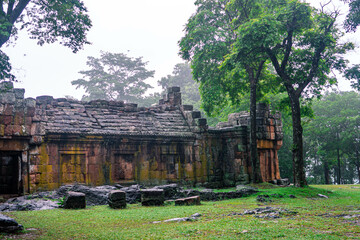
2, 185, 360, 239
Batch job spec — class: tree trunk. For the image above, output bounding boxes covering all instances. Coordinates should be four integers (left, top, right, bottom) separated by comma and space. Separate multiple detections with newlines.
249, 77, 261, 183
288, 93, 307, 187
336, 143, 341, 184
324, 159, 330, 184
356, 150, 360, 184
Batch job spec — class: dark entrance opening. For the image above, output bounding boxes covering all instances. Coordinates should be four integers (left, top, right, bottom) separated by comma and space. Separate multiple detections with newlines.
0, 152, 21, 195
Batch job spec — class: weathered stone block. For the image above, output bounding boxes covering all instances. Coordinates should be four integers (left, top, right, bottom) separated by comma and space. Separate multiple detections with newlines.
167, 86, 180, 93
175, 196, 201, 206
1, 93, 16, 104
4, 105, 13, 115
36, 95, 54, 104
25, 98, 36, 108
191, 111, 201, 119
2, 115, 12, 125
0, 124, 4, 136
0, 213, 23, 233
108, 190, 126, 209
64, 191, 86, 209
14, 88, 25, 99
0, 81, 13, 90
173, 92, 182, 105
141, 189, 164, 206
182, 105, 193, 111
196, 118, 207, 126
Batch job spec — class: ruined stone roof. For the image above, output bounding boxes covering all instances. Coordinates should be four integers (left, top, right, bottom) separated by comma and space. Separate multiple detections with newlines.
40, 97, 194, 137
0, 83, 199, 139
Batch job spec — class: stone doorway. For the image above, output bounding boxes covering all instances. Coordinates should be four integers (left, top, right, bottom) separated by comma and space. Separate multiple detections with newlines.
0, 152, 21, 195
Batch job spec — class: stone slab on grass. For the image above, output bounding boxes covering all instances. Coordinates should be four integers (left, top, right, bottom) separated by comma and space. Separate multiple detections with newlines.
64, 191, 86, 209
175, 196, 201, 206
141, 189, 164, 206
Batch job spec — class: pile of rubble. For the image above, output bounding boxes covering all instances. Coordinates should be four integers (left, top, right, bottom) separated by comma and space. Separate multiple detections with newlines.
0, 184, 258, 212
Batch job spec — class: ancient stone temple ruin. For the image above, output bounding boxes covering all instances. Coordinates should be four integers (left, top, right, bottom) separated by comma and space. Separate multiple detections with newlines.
0, 82, 283, 195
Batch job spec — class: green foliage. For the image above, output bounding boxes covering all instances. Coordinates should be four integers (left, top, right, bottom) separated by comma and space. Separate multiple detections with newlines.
304, 91, 360, 184
57, 196, 65, 207
343, 0, 360, 32
0, 50, 14, 81
179, 0, 235, 115
72, 51, 155, 103
0, 0, 92, 81
344, 64, 360, 91
2, 185, 360, 239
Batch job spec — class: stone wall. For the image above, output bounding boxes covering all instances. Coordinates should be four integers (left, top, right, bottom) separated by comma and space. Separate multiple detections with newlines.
0, 83, 282, 195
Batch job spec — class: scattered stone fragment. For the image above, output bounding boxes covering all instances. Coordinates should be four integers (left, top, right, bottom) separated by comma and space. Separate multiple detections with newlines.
256, 195, 272, 202
175, 196, 201, 206
317, 194, 329, 199
153, 213, 202, 223
276, 178, 290, 186
270, 193, 284, 198
0, 196, 59, 212
64, 191, 86, 209
236, 185, 258, 192
226, 207, 297, 219
0, 214, 23, 233
108, 190, 126, 209
141, 189, 164, 206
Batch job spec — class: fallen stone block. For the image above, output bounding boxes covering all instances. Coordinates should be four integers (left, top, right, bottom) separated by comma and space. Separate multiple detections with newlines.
108, 190, 126, 209
64, 191, 86, 209
141, 189, 164, 206
152, 213, 202, 224
0, 214, 23, 233
175, 196, 201, 206
317, 194, 329, 199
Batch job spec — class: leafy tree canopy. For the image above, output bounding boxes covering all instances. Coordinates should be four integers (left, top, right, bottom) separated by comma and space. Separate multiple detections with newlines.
343, 0, 360, 31
0, 0, 92, 80
72, 51, 155, 103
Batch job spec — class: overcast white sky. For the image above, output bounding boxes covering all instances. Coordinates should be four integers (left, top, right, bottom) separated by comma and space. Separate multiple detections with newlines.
2, 0, 359, 100
3, 0, 197, 99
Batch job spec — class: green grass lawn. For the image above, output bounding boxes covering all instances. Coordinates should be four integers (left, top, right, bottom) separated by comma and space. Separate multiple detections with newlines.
1, 185, 360, 239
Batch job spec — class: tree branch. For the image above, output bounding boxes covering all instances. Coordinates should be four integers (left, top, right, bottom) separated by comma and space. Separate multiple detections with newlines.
9, 0, 30, 24
255, 60, 266, 81
296, 18, 336, 96
7, 0, 15, 16
0, 1, 4, 15
281, 30, 293, 72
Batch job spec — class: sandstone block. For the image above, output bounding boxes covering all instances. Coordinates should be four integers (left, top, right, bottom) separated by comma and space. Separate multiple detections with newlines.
141, 189, 164, 206
174, 196, 201, 206
64, 191, 86, 209
14, 88, 25, 99
108, 190, 126, 209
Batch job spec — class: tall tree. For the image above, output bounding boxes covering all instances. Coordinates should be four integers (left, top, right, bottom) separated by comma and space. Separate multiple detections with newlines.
0, 0, 92, 80
179, 0, 281, 183
255, 1, 354, 186
72, 51, 155, 103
